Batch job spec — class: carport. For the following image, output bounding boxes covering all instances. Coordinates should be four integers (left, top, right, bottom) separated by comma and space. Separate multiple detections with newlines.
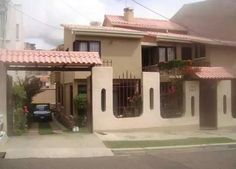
0, 49, 102, 136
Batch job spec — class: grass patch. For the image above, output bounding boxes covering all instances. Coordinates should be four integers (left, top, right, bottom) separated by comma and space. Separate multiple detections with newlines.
38, 122, 53, 135
104, 137, 236, 149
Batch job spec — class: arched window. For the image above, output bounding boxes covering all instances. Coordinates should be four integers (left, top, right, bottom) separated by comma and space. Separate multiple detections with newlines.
101, 89, 106, 112
191, 96, 195, 116
223, 95, 227, 114
150, 88, 154, 110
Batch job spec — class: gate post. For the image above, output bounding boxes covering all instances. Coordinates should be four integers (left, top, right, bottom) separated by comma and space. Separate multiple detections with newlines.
0, 63, 8, 141
92, 66, 113, 131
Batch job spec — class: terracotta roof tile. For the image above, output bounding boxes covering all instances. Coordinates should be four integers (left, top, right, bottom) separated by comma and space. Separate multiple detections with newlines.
150, 32, 236, 47
105, 15, 187, 32
61, 24, 145, 35
194, 67, 234, 79
0, 50, 102, 65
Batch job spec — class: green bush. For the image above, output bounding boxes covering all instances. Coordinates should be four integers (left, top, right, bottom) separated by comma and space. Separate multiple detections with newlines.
12, 85, 27, 135
13, 107, 27, 135
74, 94, 87, 127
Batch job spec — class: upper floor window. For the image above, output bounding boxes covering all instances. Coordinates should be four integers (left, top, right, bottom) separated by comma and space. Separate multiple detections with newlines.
0, 12, 4, 38
195, 44, 206, 58
158, 47, 176, 63
73, 40, 101, 55
16, 24, 20, 40
182, 47, 192, 60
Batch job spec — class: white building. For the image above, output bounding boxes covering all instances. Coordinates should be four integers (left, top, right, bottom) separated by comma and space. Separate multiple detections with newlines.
0, 1, 25, 83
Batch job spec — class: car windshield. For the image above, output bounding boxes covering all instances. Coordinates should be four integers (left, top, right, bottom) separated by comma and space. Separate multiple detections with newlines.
35, 105, 49, 111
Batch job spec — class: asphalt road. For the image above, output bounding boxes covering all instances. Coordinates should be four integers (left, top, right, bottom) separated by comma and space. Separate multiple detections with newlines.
1, 148, 236, 169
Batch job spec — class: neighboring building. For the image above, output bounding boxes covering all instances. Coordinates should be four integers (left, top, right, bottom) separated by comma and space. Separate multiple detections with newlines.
57, 7, 236, 131
0, 1, 24, 49
0, 1, 25, 83
24, 42, 36, 50
171, 0, 236, 42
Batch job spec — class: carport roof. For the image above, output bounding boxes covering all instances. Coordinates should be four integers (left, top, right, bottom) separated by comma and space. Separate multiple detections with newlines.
0, 49, 102, 71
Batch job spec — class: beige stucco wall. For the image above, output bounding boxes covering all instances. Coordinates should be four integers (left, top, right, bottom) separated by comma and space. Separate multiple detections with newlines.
32, 89, 56, 105
217, 80, 236, 127
74, 35, 142, 79
184, 81, 200, 118
64, 29, 75, 51
92, 67, 199, 131
60, 72, 74, 84
207, 45, 236, 69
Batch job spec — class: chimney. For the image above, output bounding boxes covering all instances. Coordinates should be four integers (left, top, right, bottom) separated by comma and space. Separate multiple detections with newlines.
124, 7, 134, 22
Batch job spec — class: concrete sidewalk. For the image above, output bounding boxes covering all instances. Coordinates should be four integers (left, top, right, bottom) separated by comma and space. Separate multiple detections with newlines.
95, 125, 236, 141
0, 132, 113, 159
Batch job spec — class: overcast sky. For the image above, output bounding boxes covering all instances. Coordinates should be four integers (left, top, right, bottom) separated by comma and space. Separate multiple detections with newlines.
13, 0, 204, 49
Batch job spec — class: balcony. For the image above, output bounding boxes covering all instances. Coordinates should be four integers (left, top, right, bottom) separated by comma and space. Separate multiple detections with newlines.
143, 59, 210, 81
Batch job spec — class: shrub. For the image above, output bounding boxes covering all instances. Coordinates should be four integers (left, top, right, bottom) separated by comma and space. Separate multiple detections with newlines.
74, 94, 87, 127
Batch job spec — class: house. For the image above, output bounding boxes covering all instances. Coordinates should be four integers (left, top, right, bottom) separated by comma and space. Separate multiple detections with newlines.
171, 0, 236, 42
57, 7, 236, 131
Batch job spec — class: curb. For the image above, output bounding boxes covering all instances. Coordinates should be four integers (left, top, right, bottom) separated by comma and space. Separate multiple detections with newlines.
111, 142, 236, 152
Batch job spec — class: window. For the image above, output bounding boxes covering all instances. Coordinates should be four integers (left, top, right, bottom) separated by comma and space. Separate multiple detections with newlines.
182, 47, 192, 60
195, 44, 206, 58
0, 12, 4, 38
150, 88, 154, 110
167, 48, 175, 61
70, 85, 73, 115
191, 96, 195, 116
159, 47, 166, 62
160, 81, 183, 118
73, 40, 101, 55
16, 24, 19, 40
101, 89, 106, 112
158, 47, 176, 62
223, 95, 227, 114
78, 84, 87, 94
113, 78, 142, 118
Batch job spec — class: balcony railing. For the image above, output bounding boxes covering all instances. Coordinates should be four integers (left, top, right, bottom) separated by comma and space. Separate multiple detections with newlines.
142, 59, 210, 73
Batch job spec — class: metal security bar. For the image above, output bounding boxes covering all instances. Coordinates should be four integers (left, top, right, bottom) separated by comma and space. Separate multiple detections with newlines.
113, 72, 142, 118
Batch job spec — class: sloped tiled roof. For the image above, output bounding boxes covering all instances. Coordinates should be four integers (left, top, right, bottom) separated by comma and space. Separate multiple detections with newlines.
0, 50, 102, 65
194, 67, 234, 79
148, 32, 236, 47
104, 15, 187, 32
62, 24, 145, 37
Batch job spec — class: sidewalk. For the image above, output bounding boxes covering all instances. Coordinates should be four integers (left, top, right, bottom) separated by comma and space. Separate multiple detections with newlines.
95, 125, 236, 150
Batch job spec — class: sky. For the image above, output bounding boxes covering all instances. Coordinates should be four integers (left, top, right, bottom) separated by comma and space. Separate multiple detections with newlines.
13, 0, 204, 49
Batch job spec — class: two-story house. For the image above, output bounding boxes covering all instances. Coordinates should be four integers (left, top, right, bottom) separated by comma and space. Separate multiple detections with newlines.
57, 8, 236, 131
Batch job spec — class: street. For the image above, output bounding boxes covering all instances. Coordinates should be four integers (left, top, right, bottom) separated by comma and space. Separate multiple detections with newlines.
1, 148, 236, 169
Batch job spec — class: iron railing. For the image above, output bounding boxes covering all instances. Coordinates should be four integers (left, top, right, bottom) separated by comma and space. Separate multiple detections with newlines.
113, 72, 142, 118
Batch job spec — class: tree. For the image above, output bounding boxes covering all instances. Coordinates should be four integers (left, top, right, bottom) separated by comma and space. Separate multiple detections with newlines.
22, 76, 43, 105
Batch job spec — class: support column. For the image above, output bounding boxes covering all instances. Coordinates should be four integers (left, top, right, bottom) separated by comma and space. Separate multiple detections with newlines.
0, 63, 7, 139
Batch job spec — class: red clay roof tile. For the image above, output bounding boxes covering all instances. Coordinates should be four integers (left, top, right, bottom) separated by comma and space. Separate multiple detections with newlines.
194, 67, 234, 79
0, 50, 102, 65
105, 15, 187, 32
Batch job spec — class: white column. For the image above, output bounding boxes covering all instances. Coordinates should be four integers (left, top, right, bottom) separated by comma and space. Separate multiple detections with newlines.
92, 67, 113, 131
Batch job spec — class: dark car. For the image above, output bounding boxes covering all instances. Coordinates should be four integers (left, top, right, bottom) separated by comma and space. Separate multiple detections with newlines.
33, 104, 52, 121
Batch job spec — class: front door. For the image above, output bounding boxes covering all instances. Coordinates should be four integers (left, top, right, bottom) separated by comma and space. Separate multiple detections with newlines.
200, 80, 217, 129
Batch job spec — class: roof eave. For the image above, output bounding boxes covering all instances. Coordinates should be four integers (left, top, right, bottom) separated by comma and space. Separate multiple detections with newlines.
73, 30, 144, 39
